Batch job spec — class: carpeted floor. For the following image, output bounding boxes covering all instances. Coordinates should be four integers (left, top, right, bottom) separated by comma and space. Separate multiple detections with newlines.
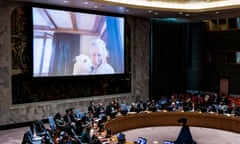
122, 126, 240, 144
0, 126, 29, 144
0, 125, 239, 144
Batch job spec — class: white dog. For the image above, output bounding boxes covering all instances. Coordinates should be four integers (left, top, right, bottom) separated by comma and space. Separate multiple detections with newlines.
73, 54, 94, 75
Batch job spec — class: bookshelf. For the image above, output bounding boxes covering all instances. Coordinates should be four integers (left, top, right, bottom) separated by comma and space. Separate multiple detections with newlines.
207, 17, 239, 31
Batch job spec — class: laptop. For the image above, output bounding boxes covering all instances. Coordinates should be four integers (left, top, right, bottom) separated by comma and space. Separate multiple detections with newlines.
137, 137, 147, 144
163, 140, 175, 144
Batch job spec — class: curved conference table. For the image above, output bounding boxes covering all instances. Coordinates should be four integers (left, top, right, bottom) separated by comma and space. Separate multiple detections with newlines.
104, 111, 240, 135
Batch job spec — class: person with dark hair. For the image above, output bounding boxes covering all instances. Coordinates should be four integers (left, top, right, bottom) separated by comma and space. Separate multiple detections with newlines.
80, 124, 91, 143
117, 133, 126, 144
54, 113, 69, 131
183, 98, 193, 112
174, 118, 197, 144
54, 112, 74, 138
136, 99, 146, 113
96, 102, 106, 118
88, 101, 97, 117
60, 132, 78, 144
63, 108, 78, 132
148, 99, 157, 112
106, 101, 117, 118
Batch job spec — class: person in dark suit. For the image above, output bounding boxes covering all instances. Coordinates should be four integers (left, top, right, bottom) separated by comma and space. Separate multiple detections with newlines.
136, 99, 147, 113
106, 101, 117, 118
63, 108, 77, 132
174, 118, 197, 144
64, 108, 77, 124
88, 101, 97, 118
96, 102, 106, 118
148, 99, 157, 112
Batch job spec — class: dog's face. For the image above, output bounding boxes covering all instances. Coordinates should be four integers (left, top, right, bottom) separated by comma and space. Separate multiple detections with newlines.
73, 54, 94, 75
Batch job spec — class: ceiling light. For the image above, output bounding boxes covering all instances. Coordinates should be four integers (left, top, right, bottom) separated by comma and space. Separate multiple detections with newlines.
103, 0, 240, 11
84, 1, 88, 5
148, 10, 152, 13
63, 0, 69, 3
93, 5, 98, 9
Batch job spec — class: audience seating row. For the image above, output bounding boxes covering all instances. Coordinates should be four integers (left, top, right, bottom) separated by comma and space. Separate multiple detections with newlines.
21, 91, 240, 144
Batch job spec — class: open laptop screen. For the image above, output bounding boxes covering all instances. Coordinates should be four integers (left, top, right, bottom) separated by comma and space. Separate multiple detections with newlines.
137, 137, 147, 144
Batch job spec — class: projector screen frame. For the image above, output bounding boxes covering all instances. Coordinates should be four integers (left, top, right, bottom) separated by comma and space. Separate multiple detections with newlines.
30, 3, 127, 79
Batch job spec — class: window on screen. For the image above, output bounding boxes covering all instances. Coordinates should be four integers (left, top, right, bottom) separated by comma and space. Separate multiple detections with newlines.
236, 52, 240, 63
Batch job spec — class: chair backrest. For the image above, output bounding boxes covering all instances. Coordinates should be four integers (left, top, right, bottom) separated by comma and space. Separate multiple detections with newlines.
48, 116, 56, 131
22, 130, 31, 144
44, 130, 54, 144
71, 128, 83, 143
120, 104, 128, 111
127, 105, 131, 112
75, 109, 85, 119
27, 128, 42, 142
31, 120, 46, 137
28, 128, 34, 139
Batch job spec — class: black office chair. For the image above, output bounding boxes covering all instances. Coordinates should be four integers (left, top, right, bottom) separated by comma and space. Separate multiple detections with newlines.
70, 128, 82, 144
27, 128, 42, 144
235, 107, 240, 117
75, 109, 85, 120
31, 120, 46, 137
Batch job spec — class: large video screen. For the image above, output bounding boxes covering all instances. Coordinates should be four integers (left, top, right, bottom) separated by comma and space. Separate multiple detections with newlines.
32, 7, 125, 77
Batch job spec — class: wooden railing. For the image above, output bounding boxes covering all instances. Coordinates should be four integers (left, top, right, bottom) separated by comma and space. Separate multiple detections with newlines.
104, 112, 240, 134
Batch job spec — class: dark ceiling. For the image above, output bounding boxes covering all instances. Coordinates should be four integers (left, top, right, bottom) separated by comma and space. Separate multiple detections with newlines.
9, 0, 240, 21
